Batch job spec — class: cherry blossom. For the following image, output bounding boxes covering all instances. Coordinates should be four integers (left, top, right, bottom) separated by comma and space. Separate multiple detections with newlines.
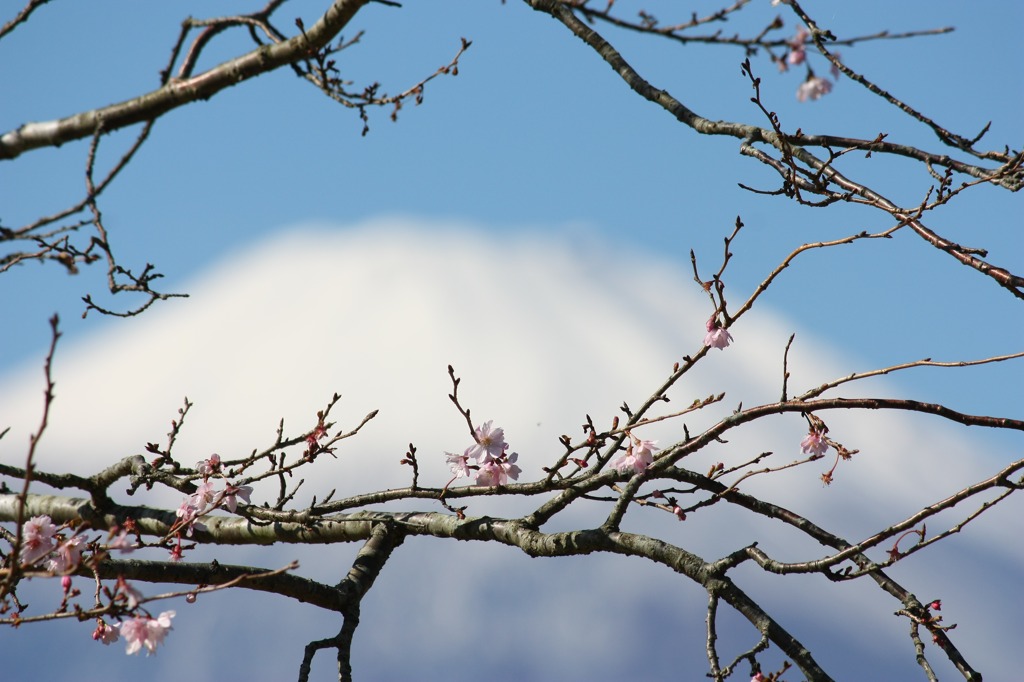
192, 480, 218, 508
703, 315, 733, 350
443, 421, 521, 486
92, 620, 119, 646
114, 576, 144, 609
467, 420, 507, 462
48, 533, 88, 573
175, 497, 203, 537
476, 452, 521, 486
612, 438, 660, 475
196, 453, 222, 477
475, 460, 501, 486
800, 430, 829, 457
830, 52, 843, 79
219, 483, 253, 513
445, 450, 473, 479
787, 26, 809, 65
796, 75, 833, 102
107, 529, 136, 554
117, 610, 175, 655
306, 422, 329, 451
19, 515, 58, 565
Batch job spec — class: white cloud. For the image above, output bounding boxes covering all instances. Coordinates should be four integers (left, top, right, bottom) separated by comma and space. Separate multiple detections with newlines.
0, 218, 1017, 680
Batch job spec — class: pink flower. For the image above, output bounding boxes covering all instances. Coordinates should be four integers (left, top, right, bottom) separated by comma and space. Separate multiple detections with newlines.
704, 315, 733, 350
467, 421, 508, 462
107, 529, 136, 554
446, 422, 520, 484
176, 498, 199, 529
115, 576, 144, 609
797, 75, 833, 101
610, 450, 635, 474
20, 515, 58, 565
175, 496, 206, 537
219, 483, 253, 512
475, 452, 521, 486
800, 430, 829, 457
192, 480, 218, 508
196, 453, 222, 477
117, 611, 175, 655
475, 461, 502, 486
93, 620, 119, 645
48, 533, 88, 573
445, 450, 473, 479
612, 439, 660, 475
830, 52, 843, 79
787, 27, 808, 65
306, 423, 328, 449
634, 439, 659, 463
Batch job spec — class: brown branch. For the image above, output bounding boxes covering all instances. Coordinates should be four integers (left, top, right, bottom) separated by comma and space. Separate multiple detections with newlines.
742, 458, 1024, 576
684, 473, 984, 680
0, 315, 60, 599
789, 147, 1024, 298
785, 0, 1007, 162
526, 0, 1024, 300
798, 352, 1024, 401
568, 0, 951, 53
0, 0, 52, 41
0, 0, 372, 160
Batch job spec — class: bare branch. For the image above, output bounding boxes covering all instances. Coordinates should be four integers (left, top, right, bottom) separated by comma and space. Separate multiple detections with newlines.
0, 0, 373, 160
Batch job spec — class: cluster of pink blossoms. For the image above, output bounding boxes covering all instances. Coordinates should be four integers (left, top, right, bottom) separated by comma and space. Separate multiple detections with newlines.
117, 610, 176, 655
776, 24, 843, 102
94, 610, 176, 655
445, 421, 521, 486
19, 515, 89, 573
174, 454, 253, 548
18, 514, 135, 573
92, 576, 176, 655
14, 456, 253, 657
14, 515, 173, 656
611, 437, 661, 475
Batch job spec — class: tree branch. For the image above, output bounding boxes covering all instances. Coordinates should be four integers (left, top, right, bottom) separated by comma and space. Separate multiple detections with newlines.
0, 0, 372, 160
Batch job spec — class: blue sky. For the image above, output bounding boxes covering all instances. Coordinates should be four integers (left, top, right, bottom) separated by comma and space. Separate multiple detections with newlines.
1, 1, 1021, 680
1, 0, 1020, 379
